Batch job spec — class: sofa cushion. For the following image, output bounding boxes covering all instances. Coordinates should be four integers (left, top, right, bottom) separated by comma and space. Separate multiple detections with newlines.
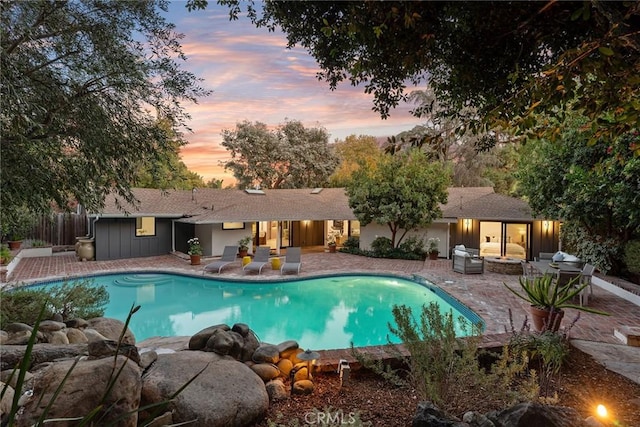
563, 254, 580, 262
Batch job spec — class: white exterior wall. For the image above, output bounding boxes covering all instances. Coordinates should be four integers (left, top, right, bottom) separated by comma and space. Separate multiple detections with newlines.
359, 222, 450, 258
204, 223, 254, 257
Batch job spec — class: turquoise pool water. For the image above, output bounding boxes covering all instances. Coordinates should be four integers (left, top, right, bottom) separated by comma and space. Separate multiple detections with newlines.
33, 273, 482, 350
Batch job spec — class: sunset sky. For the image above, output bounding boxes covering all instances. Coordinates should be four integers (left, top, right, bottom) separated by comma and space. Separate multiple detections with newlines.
164, 2, 426, 183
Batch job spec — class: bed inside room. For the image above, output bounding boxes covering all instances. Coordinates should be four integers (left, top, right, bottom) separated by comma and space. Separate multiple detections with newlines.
479, 221, 528, 259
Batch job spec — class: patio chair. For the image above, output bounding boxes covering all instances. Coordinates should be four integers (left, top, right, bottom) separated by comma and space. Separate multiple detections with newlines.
537, 252, 555, 261
553, 270, 587, 305
243, 246, 271, 274
579, 263, 596, 305
452, 251, 484, 274
203, 245, 238, 274
520, 260, 540, 279
280, 247, 302, 275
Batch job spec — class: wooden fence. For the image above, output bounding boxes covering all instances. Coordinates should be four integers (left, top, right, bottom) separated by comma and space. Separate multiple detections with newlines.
29, 213, 88, 247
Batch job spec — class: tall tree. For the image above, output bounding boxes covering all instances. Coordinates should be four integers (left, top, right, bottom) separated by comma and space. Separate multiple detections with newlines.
517, 117, 640, 274
389, 89, 511, 190
207, 1, 639, 150
346, 149, 450, 248
133, 119, 206, 190
328, 134, 383, 187
221, 120, 338, 189
1, 0, 208, 218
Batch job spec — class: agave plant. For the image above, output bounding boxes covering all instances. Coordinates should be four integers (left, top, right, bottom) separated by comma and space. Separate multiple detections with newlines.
504, 274, 608, 316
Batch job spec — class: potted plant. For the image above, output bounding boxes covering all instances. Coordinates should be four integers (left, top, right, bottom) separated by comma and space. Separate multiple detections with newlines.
327, 234, 337, 253
1, 205, 38, 250
504, 274, 608, 331
427, 237, 440, 260
187, 237, 202, 265
238, 236, 252, 257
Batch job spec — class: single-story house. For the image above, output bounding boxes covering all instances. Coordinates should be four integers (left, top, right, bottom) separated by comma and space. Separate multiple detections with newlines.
86, 187, 558, 261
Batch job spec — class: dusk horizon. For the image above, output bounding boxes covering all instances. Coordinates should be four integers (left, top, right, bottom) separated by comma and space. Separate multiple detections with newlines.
164, 2, 426, 183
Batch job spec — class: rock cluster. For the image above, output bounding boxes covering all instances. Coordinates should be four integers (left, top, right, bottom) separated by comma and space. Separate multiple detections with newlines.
1, 318, 316, 427
186, 323, 319, 398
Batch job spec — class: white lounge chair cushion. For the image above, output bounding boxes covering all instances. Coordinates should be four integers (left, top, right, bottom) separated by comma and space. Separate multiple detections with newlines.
454, 249, 470, 257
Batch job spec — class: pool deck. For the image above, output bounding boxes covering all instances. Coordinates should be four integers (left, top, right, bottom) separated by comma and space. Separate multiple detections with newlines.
4, 250, 640, 379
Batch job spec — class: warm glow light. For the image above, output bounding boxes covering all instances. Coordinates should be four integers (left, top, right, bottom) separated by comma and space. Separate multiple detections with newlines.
463, 219, 472, 231
596, 404, 608, 418
542, 220, 550, 232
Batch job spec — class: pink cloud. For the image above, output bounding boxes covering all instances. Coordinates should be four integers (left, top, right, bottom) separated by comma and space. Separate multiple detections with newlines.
167, 3, 424, 182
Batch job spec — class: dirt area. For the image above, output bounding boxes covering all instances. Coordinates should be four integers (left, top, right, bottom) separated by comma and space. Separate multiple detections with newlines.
256, 344, 640, 426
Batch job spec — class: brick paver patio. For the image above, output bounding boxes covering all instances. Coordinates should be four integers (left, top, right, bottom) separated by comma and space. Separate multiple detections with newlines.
5, 250, 638, 369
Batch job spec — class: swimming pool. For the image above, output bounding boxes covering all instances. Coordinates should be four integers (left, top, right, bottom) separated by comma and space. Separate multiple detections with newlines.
33, 273, 482, 350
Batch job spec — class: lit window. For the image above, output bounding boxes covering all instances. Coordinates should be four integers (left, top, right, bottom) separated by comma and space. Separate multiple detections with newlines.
136, 217, 156, 237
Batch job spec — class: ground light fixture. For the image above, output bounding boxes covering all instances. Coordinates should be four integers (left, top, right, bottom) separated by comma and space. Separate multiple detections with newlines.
297, 349, 320, 380
338, 359, 351, 387
596, 404, 607, 418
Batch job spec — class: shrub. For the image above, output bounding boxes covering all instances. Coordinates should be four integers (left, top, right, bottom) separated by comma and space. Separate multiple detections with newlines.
508, 310, 573, 398
30, 239, 48, 247
561, 221, 623, 274
0, 244, 12, 265
352, 303, 537, 416
342, 236, 360, 250
0, 279, 109, 328
624, 240, 640, 274
370, 236, 393, 257
398, 235, 427, 259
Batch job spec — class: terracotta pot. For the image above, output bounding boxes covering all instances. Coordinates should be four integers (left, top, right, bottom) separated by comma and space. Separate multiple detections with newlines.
328, 245, 337, 253
429, 252, 439, 260
530, 306, 564, 332
238, 249, 248, 258
8, 240, 22, 250
190, 254, 201, 265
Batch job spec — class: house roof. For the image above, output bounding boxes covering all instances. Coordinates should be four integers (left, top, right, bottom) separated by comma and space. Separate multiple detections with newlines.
442, 187, 537, 221
92, 188, 357, 223
91, 186, 537, 223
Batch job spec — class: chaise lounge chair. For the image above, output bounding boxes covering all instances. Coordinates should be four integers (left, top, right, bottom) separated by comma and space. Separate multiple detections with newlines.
280, 247, 302, 275
243, 246, 271, 275
203, 245, 238, 274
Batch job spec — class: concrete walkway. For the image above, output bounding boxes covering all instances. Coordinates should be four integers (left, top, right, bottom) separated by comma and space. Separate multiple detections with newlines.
5, 250, 640, 384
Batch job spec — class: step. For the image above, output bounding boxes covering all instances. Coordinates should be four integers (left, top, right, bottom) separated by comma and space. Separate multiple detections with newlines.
614, 326, 640, 347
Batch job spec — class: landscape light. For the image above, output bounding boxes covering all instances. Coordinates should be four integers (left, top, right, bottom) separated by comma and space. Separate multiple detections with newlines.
596, 404, 608, 419
297, 349, 320, 380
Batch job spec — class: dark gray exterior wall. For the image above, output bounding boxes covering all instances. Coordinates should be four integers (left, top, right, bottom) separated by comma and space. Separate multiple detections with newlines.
94, 218, 173, 260
174, 222, 195, 255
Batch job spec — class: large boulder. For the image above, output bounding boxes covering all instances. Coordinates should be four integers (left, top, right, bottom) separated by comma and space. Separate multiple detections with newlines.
0, 381, 15, 420
188, 324, 230, 350
0, 343, 87, 371
141, 351, 268, 427
487, 402, 583, 427
252, 344, 280, 364
87, 317, 136, 345
16, 355, 142, 427
412, 401, 467, 427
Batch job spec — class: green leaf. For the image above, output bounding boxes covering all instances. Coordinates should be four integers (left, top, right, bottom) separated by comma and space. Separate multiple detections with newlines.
598, 46, 614, 56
